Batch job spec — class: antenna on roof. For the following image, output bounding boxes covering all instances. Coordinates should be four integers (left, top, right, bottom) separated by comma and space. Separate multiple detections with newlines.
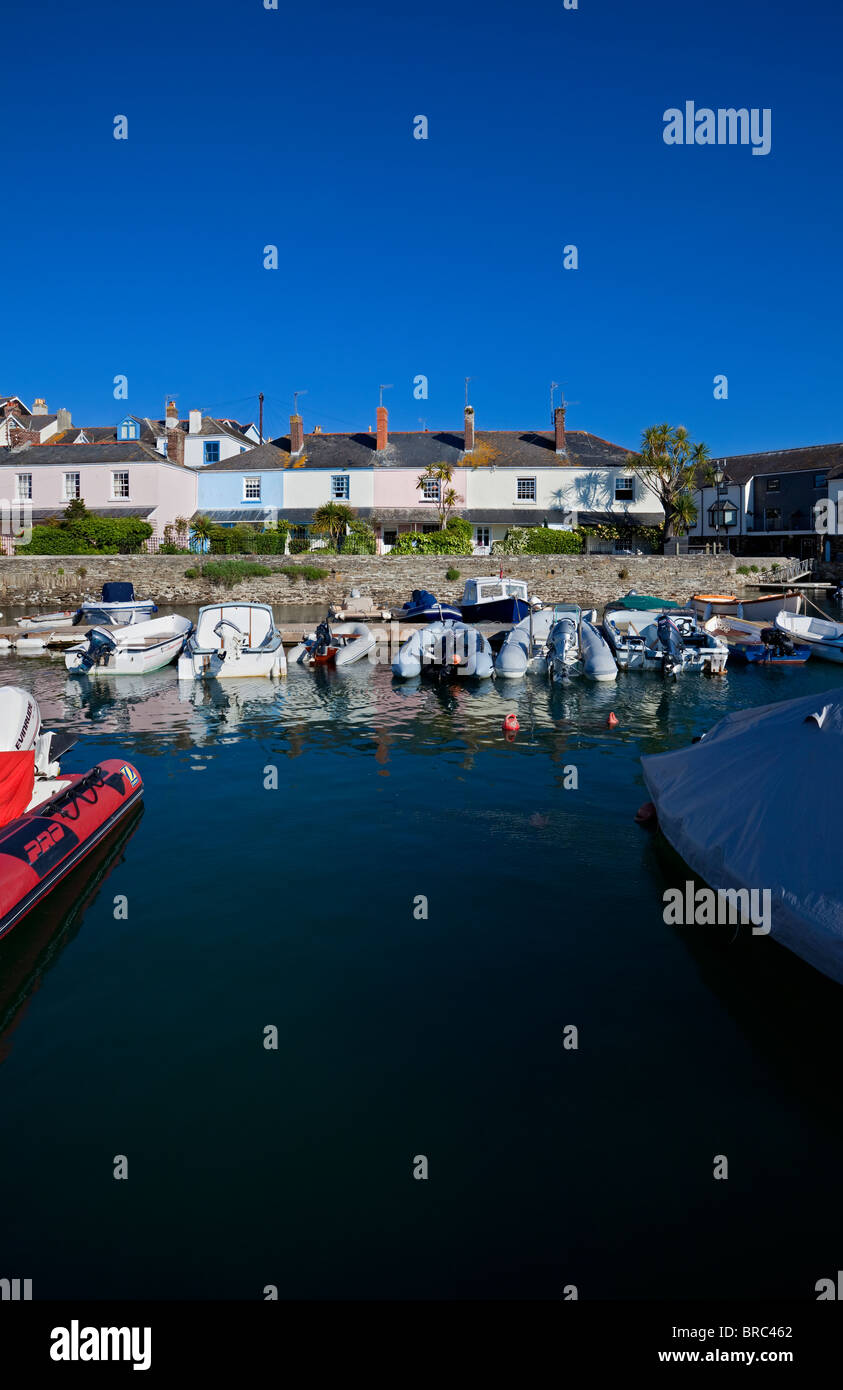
378, 384, 393, 407
464, 377, 472, 408
557, 386, 580, 423
550, 381, 559, 424
418, 416, 427, 432
293, 389, 308, 415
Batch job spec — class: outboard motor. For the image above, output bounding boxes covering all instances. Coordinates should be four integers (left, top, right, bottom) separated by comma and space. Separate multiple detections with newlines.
760, 626, 794, 658
78, 627, 117, 671
313, 619, 333, 659
0, 686, 70, 781
656, 615, 684, 676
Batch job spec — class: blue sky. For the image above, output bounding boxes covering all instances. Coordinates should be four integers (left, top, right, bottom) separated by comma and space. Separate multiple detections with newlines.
2, 0, 841, 455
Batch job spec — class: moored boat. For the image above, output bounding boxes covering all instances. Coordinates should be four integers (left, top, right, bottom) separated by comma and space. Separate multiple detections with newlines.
0, 687, 143, 943
774, 610, 843, 662
459, 577, 538, 625
392, 620, 494, 679
495, 609, 555, 678
178, 603, 286, 679
289, 618, 376, 668
640, 689, 843, 986
76, 582, 157, 627
545, 604, 618, 682
65, 614, 194, 675
397, 590, 462, 622
691, 590, 804, 622
653, 609, 729, 676
602, 597, 681, 671
704, 615, 811, 665
16, 610, 77, 631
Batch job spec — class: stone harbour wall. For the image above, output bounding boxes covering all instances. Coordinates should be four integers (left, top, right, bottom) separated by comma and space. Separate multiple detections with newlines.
0, 552, 780, 613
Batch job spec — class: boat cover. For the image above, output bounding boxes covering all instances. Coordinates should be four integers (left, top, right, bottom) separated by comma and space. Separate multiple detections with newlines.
101, 582, 136, 603
616, 593, 679, 611
408, 590, 437, 609
0, 751, 35, 829
641, 688, 843, 984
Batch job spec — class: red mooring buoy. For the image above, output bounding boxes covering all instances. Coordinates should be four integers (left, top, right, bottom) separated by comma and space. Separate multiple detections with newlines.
503, 713, 520, 733
607, 712, 619, 727
635, 801, 658, 827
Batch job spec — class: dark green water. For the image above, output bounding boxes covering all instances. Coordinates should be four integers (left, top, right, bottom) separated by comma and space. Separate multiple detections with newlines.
1, 621, 842, 1300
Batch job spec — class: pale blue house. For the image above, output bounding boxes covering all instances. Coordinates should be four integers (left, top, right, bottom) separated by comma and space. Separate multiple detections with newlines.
196, 442, 286, 526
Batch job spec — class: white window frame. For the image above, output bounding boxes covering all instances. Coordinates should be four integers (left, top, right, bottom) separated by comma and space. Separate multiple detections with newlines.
63, 472, 81, 501
516, 477, 536, 502
243, 476, 261, 502
16, 473, 32, 501
421, 477, 440, 502
614, 475, 635, 501
111, 471, 130, 500
331, 474, 350, 500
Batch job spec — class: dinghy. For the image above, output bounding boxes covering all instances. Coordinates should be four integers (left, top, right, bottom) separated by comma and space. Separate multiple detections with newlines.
76, 582, 157, 626
65, 614, 193, 675
495, 609, 555, 678
0, 687, 143, 943
774, 610, 843, 663
16, 610, 77, 631
704, 615, 811, 665
692, 590, 804, 622
392, 620, 494, 679
545, 605, 617, 682
653, 610, 728, 676
398, 590, 462, 622
459, 577, 538, 624
641, 689, 843, 986
602, 595, 683, 671
178, 603, 286, 679
289, 618, 376, 668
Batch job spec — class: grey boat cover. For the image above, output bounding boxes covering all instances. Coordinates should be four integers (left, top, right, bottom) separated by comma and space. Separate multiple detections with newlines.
641, 688, 843, 984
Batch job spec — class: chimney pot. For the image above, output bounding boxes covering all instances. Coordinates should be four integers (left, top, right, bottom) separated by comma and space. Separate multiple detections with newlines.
376, 405, 388, 451
554, 405, 567, 455
464, 404, 475, 453
166, 401, 178, 430
188, 409, 201, 435
167, 425, 185, 466
290, 414, 304, 454
32, 396, 47, 415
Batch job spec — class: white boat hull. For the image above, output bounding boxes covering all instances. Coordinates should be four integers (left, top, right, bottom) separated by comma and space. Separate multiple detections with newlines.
775, 610, 843, 662
178, 650, 285, 679
65, 616, 193, 674
78, 601, 157, 626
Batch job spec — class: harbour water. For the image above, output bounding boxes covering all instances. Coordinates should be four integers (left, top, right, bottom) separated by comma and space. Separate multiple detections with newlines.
1, 613, 842, 1300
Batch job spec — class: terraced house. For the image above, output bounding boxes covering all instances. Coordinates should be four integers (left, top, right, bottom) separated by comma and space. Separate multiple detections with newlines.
196, 403, 658, 553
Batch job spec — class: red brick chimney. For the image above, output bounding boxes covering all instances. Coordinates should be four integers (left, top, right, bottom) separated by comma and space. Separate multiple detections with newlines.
290, 414, 304, 454
165, 401, 178, 431
376, 405, 388, 451
554, 405, 567, 455
167, 425, 185, 466
464, 405, 475, 453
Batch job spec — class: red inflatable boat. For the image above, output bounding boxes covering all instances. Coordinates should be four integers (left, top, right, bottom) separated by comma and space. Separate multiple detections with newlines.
0, 688, 143, 943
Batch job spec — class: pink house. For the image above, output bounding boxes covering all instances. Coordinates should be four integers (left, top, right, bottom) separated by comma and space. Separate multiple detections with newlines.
369, 405, 470, 552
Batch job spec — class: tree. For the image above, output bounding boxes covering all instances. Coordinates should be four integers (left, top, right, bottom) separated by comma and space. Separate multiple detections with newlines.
415, 462, 463, 528
311, 502, 354, 549
627, 424, 709, 548
64, 497, 90, 522
190, 514, 213, 558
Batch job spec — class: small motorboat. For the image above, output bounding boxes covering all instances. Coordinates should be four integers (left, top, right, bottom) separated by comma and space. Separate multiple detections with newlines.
392, 620, 494, 679
16, 610, 77, 631
0, 687, 143, 943
75, 582, 157, 626
289, 618, 376, 668
653, 610, 728, 677
65, 614, 194, 675
640, 689, 843, 986
691, 591, 804, 622
495, 609, 555, 678
398, 589, 462, 622
178, 602, 286, 679
459, 577, 539, 625
704, 615, 811, 665
545, 604, 618, 682
602, 597, 682, 671
774, 610, 843, 663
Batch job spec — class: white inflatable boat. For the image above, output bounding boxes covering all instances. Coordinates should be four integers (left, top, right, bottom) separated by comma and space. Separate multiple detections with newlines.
495, 609, 555, 678
289, 619, 376, 668
545, 605, 617, 682
392, 620, 494, 680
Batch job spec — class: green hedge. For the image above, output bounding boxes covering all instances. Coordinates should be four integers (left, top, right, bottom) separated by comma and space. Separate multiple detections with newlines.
388, 518, 473, 555
18, 517, 154, 555
493, 525, 583, 556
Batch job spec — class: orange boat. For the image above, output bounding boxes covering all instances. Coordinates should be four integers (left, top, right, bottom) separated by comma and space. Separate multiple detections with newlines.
691, 591, 804, 623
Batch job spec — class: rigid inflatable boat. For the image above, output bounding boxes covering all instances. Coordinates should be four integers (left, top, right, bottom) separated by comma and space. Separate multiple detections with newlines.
289, 618, 376, 668
399, 590, 462, 622
545, 605, 618, 682
495, 609, 555, 678
0, 687, 143, 943
75, 582, 157, 627
392, 620, 494, 679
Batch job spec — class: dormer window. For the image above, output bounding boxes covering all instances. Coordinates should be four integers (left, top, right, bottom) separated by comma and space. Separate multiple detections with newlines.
118, 416, 139, 441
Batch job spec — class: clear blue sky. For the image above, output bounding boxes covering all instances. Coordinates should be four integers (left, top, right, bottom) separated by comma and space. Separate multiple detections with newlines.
2, 0, 841, 455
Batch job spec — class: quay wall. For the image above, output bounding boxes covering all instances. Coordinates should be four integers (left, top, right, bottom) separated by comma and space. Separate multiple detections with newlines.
0, 553, 770, 612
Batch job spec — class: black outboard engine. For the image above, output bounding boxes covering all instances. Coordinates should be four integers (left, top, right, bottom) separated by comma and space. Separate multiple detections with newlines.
79, 628, 117, 670
760, 626, 794, 658
656, 614, 683, 675
313, 619, 333, 658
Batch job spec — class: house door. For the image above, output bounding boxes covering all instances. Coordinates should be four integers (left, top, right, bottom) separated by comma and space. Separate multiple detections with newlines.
475, 526, 491, 554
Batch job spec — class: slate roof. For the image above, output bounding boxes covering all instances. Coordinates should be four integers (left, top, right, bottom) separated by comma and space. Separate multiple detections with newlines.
253, 506, 662, 528
721, 443, 843, 485
24, 414, 58, 429
201, 442, 288, 472
235, 427, 636, 471
30, 506, 156, 522
0, 441, 169, 465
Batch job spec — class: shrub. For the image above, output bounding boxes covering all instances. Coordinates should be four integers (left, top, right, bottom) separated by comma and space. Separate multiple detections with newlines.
278, 564, 329, 582
750, 565, 760, 573
388, 517, 473, 556
445, 567, 460, 581
618, 567, 629, 580
199, 560, 273, 587
736, 565, 750, 575
18, 516, 154, 555
524, 528, 583, 554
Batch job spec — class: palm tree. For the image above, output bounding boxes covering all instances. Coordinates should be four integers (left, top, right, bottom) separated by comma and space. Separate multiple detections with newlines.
416, 463, 464, 528
627, 424, 709, 549
190, 514, 213, 560
311, 502, 354, 550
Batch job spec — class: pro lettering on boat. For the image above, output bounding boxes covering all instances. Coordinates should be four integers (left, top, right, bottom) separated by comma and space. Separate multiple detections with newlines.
49, 1321, 151, 1372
